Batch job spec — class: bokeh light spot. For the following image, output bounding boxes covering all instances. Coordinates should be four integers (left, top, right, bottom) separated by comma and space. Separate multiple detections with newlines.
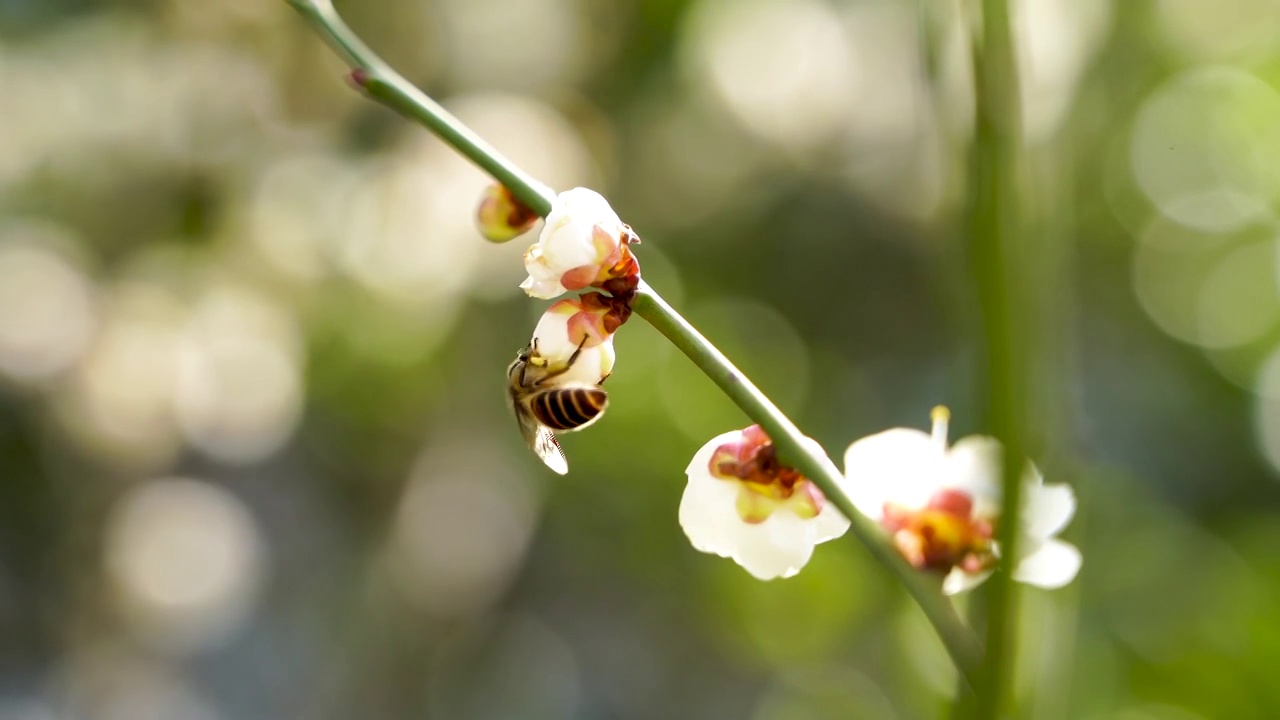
1156, 0, 1280, 63
249, 152, 360, 282
385, 440, 539, 617
682, 0, 856, 151
1131, 214, 1274, 348
436, 0, 587, 91
55, 282, 187, 470
0, 222, 96, 384
174, 285, 303, 464
1194, 239, 1280, 348
1130, 67, 1280, 233
105, 478, 265, 653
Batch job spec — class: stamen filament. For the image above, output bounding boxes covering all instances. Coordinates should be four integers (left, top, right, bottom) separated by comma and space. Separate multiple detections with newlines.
931, 405, 951, 449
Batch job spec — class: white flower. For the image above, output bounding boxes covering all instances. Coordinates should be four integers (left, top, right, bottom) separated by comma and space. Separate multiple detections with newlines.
679, 426, 850, 580
842, 406, 1080, 594
529, 298, 615, 385
520, 188, 632, 299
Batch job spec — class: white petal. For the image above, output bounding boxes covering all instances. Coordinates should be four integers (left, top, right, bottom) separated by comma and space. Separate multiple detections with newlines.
1014, 538, 1082, 589
942, 436, 1003, 517
678, 464, 743, 557
541, 217, 603, 268
807, 502, 851, 544
679, 431, 745, 555
942, 567, 992, 595
520, 276, 567, 299
537, 188, 623, 271
792, 435, 852, 542
521, 245, 569, 299
1022, 483, 1076, 540
529, 311, 616, 384
730, 511, 818, 580
842, 428, 942, 518
798, 436, 843, 484
552, 187, 623, 228
553, 342, 613, 385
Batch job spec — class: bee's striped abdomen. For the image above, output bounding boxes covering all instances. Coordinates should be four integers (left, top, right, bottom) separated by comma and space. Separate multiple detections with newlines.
532, 387, 607, 431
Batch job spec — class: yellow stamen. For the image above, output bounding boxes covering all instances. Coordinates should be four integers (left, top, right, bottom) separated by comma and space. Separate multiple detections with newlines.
930, 405, 950, 449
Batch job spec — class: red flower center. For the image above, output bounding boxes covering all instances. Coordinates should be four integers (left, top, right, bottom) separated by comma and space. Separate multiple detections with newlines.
882, 488, 995, 574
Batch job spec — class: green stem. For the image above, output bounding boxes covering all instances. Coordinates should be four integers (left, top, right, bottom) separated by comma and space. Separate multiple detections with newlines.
285, 0, 984, 686
286, 0, 555, 216
968, 0, 1027, 715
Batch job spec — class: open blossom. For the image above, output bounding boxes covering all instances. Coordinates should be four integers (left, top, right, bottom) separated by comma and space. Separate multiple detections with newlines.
530, 297, 616, 385
520, 188, 639, 299
842, 407, 1081, 595
679, 426, 850, 580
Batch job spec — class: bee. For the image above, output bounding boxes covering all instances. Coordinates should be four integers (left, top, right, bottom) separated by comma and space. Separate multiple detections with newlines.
508, 339, 609, 475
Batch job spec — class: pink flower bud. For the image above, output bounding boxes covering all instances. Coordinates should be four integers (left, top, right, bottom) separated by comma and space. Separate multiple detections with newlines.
476, 184, 539, 243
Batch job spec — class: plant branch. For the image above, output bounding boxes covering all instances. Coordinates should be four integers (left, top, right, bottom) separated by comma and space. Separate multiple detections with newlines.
287, 0, 555, 216
968, 0, 1027, 715
285, 0, 983, 686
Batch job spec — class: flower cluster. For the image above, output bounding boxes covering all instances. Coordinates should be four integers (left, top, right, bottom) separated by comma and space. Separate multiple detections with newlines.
478, 185, 641, 476
681, 408, 1080, 592
513, 187, 642, 380
477, 186, 1083, 595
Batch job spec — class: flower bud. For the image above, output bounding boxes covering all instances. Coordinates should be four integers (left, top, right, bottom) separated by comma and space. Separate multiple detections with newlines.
476, 184, 539, 243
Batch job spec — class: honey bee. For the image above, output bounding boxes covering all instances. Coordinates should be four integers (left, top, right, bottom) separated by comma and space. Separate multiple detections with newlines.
507, 339, 609, 475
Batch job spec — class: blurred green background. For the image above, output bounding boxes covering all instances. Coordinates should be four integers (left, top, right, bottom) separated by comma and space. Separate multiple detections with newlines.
1, 0, 1280, 717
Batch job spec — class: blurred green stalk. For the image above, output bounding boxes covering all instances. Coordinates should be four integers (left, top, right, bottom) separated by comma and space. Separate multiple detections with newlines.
967, 0, 1028, 716
286, 0, 982, 687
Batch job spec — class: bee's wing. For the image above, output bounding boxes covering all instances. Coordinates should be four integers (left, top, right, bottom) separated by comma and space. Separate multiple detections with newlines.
515, 405, 568, 475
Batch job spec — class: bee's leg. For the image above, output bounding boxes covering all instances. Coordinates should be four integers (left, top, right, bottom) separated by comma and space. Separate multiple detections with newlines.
520, 338, 544, 386
597, 372, 610, 385
562, 335, 586, 369
536, 336, 589, 385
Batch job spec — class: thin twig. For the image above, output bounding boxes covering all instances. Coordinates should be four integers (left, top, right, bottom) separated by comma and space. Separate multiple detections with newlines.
284, 0, 985, 686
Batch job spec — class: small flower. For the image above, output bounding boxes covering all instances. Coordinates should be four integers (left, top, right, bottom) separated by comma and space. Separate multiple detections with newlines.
680, 425, 850, 580
842, 407, 1081, 594
476, 184, 539, 243
530, 297, 616, 385
520, 188, 640, 299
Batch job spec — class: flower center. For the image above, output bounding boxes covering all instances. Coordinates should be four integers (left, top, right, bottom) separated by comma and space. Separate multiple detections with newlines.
709, 425, 825, 523
882, 488, 995, 574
